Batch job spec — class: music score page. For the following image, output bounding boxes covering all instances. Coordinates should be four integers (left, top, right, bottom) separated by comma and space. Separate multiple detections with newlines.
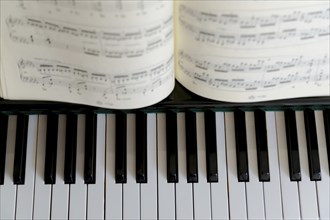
1, 0, 175, 109
175, 1, 330, 102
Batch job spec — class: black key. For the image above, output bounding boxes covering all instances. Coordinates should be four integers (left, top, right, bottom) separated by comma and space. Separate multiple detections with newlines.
44, 113, 59, 184
185, 110, 198, 183
254, 110, 270, 182
234, 110, 249, 182
13, 114, 29, 185
136, 111, 147, 183
0, 114, 9, 185
284, 109, 301, 181
115, 111, 127, 183
304, 109, 321, 181
323, 109, 330, 170
166, 110, 178, 183
204, 110, 218, 182
84, 113, 97, 184
64, 113, 78, 184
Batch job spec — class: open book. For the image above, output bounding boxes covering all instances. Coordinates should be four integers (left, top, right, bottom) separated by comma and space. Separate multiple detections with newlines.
1, 1, 329, 109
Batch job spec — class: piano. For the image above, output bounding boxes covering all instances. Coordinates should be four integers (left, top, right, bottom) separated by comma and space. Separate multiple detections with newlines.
0, 82, 329, 220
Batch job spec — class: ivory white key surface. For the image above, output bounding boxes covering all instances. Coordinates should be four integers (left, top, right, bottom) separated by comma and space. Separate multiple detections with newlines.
245, 112, 265, 219
157, 113, 176, 220
0, 116, 17, 220
87, 114, 105, 219
140, 113, 158, 220
296, 111, 319, 219
105, 114, 122, 220
123, 114, 140, 220
51, 115, 69, 220
263, 112, 283, 219
210, 112, 229, 220
315, 111, 330, 220
194, 112, 211, 220
176, 113, 193, 220
33, 115, 51, 220
275, 112, 301, 219
69, 114, 87, 220
224, 112, 247, 220
15, 115, 38, 220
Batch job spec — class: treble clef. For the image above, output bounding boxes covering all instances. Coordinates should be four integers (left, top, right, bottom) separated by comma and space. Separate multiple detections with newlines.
17, 59, 26, 69
17, 59, 35, 69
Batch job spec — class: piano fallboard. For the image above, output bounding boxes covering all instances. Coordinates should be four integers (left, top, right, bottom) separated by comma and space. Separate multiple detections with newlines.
1, 82, 330, 114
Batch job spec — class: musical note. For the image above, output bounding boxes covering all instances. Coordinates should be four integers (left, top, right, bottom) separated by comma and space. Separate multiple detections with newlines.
179, 16, 329, 48
17, 55, 174, 100
178, 50, 329, 92
22, 0, 165, 17
178, 2, 329, 49
179, 3, 329, 28
6, 14, 173, 58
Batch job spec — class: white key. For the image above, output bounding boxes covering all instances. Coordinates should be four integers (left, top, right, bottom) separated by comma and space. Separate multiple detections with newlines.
33, 115, 51, 220
123, 114, 140, 220
0, 116, 17, 220
210, 112, 229, 220
296, 111, 319, 219
157, 113, 175, 220
69, 114, 87, 220
87, 114, 105, 219
51, 115, 69, 220
225, 112, 247, 220
15, 115, 38, 220
245, 112, 265, 219
140, 113, 158, 220
315, 110, 330, 220
105, 114, 122, 220
176, 113, 193, 220
263, 112, 283, 219
275, 112, 301, 219
194, 112, 211, 220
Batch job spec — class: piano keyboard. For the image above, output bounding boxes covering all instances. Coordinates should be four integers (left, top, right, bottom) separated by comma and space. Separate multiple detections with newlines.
0, 109, 329, 220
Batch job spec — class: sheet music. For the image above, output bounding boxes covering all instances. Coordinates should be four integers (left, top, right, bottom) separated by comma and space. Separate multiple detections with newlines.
1, 0, 174, 109
175, 1, 330, 102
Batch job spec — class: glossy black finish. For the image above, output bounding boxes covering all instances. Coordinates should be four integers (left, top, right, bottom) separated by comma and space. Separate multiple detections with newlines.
284, 109, 301, 181
84, 113, 97, 184
13, 114, 29, 185
204, 110, 218, 182
1, 81, 330, 112
234, 110, 249, 182
323, 109, 330, 170
136, 111, 148, 183
64, 113, 78, 184
44, 113, 59, 184
254, 110, 270, 182
115, 111, 127, 183
304, 109, 321, 181
166, 111, 178, 183
0, 114, 9, 185
185, 110, 198, 183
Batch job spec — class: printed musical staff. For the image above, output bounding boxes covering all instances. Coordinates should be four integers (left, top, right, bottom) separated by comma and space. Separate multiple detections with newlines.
6, 14, 173, 58
179, 4, 329, 28
17, 55, 174, 100
179, 3, 329, 49
178, 50, 329, 93
34, 0, 163, 14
